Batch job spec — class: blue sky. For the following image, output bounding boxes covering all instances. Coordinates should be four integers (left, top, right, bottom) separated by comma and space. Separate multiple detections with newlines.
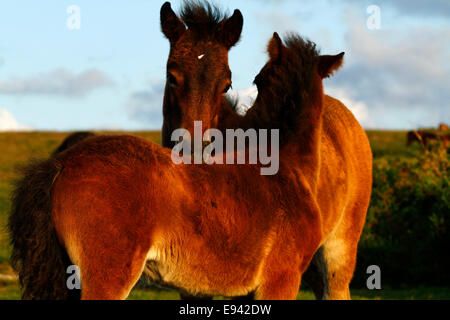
0, 0, 449, 131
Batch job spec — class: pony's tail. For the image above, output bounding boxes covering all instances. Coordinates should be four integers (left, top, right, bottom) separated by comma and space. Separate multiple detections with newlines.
8, 158, 79, 300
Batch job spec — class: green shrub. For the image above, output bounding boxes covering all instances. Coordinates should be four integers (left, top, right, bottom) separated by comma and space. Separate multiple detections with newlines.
353, 146, 450, 287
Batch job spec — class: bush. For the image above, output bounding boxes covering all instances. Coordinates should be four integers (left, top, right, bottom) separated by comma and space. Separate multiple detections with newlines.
353, 146, 450, 287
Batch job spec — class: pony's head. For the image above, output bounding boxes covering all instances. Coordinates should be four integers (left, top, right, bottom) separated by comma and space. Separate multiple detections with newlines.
161, 1, 243, 144
251, 32, 344, 141
255, 32, 344, 113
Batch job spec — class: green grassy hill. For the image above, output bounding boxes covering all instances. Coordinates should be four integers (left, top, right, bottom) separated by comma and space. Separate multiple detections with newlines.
0, 130, 448, 300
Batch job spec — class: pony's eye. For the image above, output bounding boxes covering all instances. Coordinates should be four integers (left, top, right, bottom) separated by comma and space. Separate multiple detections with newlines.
168, 73, 178, 86
223, 84, 232, 94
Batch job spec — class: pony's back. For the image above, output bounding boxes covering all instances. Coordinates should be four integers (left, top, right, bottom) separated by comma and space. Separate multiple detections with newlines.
317, 94, 372, 237
322, 94, 372, 163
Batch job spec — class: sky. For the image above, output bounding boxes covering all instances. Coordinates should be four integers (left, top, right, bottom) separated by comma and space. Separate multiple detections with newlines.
0, 0, 449, 131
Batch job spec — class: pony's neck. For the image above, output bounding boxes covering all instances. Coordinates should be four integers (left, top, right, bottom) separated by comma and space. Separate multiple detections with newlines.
217, 100, 247, 131
291, 90, 324, 194
292, 84, 324, 156
217, 94, 279, 132
219, 84, 324, 155
218, 82, 324, 193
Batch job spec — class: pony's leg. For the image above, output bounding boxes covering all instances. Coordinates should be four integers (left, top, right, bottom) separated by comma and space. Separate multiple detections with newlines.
254, 269, 301, 300
254, 249, 301, 300
253, 217, 320, 300
69, 233, 150, 300
319, 237, 354, 299
79, 250, 148, 300
320, 206, 367, 300
302, 247, 327, 300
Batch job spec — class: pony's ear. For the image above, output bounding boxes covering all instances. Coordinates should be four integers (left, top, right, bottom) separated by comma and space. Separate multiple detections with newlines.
317, 52, 345, 78
268, 32, 284, 62
160, 2, 186, 44
219, 9, 243, 49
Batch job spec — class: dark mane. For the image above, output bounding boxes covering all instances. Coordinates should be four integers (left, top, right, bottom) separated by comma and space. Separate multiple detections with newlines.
180, 1, 227, 35
244, 34, 321, 144
282, 34, 319, 100
284, 34, 319, 60
278, 35, 320, 142
254, 33, 320, 106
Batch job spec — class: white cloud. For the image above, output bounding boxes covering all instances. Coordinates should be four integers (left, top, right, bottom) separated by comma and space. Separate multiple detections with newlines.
0, 108, 32, 132
125, 79, 165, 128
327, 11, 450, 129
0, 68, 114, 97
227, 85, 258, 115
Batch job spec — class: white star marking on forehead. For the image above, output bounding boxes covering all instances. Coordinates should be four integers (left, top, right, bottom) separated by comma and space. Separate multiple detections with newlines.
198, 54, 205, 60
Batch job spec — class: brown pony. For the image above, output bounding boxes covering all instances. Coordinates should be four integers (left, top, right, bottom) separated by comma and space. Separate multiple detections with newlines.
442, 134, 450, 149
160, 1, 243, 148
159, 2, 371, 300
8, 31, 371, 300
213, 35, 373, 300
407, 130, 442, 148
439, 123, 449, 132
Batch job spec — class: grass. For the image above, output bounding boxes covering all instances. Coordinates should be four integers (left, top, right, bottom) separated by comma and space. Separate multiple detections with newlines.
128, 286, 450, 300
0, 130, 448, 300
2, 281, 449, 300
365, 130, 423, 159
